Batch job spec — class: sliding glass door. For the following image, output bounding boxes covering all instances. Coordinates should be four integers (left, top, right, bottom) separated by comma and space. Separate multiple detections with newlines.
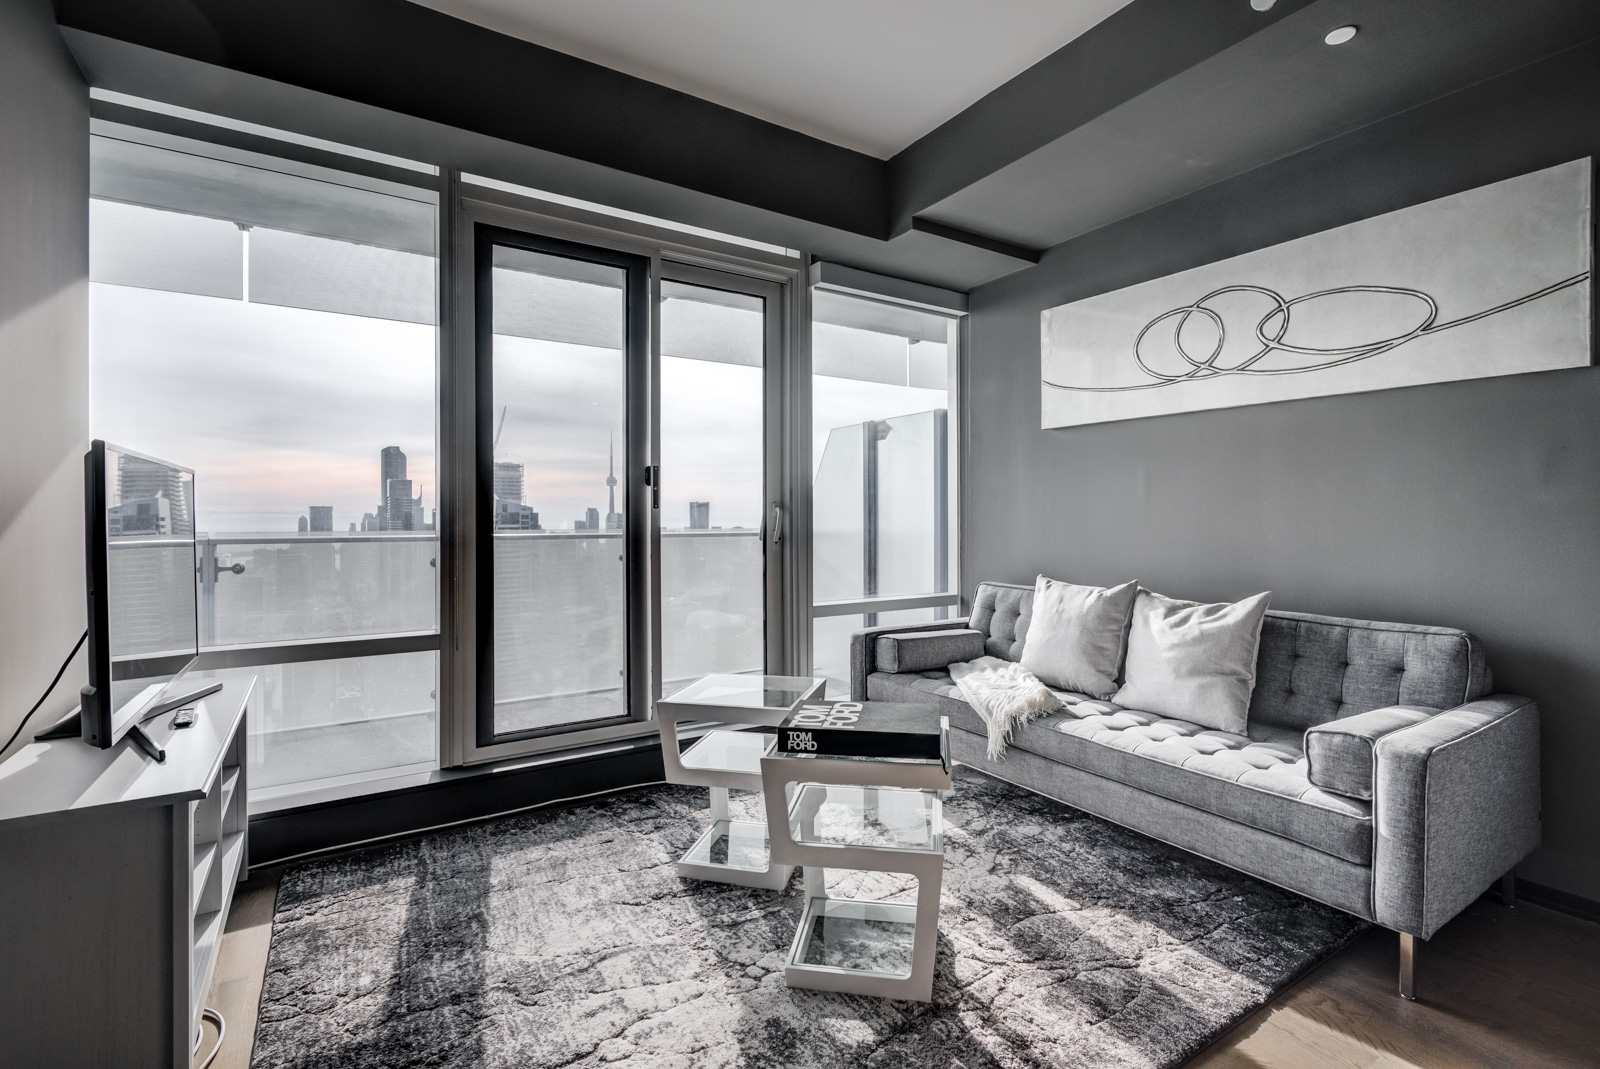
657, 267, 784, 690
475, 229, 649, 745
470, 225, 787, 755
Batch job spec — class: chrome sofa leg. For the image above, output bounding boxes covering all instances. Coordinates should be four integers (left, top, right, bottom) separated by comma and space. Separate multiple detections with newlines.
1398, 932, 1416, 1000
1502, 871, 1517, 908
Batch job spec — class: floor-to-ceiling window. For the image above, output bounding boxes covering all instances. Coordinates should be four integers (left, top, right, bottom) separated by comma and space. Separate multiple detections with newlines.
658, 277, 774, 688
87, 107, 955, 793
456, 188, 793, 764
810, 290, 962, 695
88, 129, 441, 804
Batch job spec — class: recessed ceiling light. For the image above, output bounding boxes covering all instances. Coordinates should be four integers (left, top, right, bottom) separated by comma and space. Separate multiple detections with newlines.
1250, 0, 1277, 10
1325, 25, 1358, 45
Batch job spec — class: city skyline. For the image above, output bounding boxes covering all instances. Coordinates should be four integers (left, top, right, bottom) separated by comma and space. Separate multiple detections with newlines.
91, 285, 944, 535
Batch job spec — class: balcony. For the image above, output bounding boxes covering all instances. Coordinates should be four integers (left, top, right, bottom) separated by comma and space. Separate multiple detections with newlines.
112, 530, 763, 803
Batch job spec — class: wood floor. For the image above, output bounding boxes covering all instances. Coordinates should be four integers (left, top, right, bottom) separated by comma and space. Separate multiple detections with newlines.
199, 868, 1600, 1068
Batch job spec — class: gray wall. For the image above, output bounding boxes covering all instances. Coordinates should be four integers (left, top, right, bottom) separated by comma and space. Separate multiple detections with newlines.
0, 0, 89, 758
964, 40, 1600, 903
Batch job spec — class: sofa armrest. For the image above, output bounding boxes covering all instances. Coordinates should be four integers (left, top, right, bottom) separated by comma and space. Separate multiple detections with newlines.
849, 617, 971, 700
876, 629, 985, 675
1373, 694, 1540, 938
1304, 705, 1437, 801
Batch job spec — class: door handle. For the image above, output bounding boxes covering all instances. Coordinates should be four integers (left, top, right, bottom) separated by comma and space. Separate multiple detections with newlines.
644, 465, 659, 509
771, 502, 783, 544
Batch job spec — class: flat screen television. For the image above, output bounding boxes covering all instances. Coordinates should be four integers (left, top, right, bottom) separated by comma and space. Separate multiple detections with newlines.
79, 441, 211, 754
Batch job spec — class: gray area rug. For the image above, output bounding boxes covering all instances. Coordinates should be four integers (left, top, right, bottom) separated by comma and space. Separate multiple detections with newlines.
252, 767, 1365, 1068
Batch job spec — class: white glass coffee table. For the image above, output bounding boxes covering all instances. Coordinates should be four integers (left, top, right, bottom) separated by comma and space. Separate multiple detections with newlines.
760, 716, 950, 1002
656, 674, 826, 889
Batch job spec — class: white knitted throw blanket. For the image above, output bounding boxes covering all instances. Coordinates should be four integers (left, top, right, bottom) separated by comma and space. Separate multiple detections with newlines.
948, 656, 1064, 760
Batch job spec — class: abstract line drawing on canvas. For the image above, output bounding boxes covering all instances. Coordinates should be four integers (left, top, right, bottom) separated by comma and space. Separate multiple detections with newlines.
1043, 272, 1591, 393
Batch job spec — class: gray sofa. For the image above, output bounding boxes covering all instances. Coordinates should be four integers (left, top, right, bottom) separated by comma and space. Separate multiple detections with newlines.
852, 581, 1541, 997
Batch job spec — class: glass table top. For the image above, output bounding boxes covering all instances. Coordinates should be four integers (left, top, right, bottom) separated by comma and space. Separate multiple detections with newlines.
680, 729, 774, 775
794, 898, 916, 976
682, 819, 770, 871
789, 784, 941, 852
661, 674, 822, 714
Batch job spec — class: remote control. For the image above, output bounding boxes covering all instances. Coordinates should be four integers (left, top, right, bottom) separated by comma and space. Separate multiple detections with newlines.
171, 708, 196, 729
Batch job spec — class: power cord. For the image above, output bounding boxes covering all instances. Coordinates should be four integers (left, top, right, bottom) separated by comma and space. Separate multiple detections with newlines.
1, 629, 88, 755
196, 1006, 226, 1068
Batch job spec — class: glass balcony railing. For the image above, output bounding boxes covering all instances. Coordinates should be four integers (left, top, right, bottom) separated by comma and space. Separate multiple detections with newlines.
196, 532, 439, 648
110, 528, 764, 802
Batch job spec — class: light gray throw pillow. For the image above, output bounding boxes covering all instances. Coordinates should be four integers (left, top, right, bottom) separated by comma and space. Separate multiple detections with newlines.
1112, 589, 1272, 733
1019, 575, 1140, 700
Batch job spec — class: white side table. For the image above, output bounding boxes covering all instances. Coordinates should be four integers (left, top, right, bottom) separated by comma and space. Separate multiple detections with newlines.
656, 674, 825, 889
760, 715, 950, 1002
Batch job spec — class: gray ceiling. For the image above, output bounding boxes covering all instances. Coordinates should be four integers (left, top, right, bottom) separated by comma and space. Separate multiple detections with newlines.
53, 0, 1600, 292
403, 0, 1138, 158
917, 0, 1600, 252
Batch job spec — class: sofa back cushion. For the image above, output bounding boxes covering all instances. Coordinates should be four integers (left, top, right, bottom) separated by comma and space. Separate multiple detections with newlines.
970, 582, 1035, 661
1248, 611, 1491, 729
968, 583, 1491, 729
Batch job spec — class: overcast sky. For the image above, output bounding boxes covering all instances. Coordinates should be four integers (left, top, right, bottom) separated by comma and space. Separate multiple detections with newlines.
91, 284, 945, 536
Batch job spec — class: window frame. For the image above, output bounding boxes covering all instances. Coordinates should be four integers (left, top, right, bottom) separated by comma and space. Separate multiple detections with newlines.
85, 104, 967, 790
85, 119, 448, 808
802, 279, 968, 686
442, 184, 810, 768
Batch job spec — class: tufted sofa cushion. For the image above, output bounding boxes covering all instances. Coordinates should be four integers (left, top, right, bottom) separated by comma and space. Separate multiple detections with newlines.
867, 668, 1372, 863
1248, 611, 1490, 730
966, 583, 1490, 733
969, 582, 1035, 660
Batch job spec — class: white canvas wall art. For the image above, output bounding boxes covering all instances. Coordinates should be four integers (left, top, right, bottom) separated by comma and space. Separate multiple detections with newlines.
1040, 158, 1593, 429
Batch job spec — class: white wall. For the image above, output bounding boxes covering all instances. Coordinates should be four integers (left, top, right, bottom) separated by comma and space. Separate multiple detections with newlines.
0, 0, 89, 758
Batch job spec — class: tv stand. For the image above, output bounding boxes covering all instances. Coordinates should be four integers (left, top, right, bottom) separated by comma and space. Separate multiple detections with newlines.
0, 670, 255, 1067
127, 723, 166, 763
141, 682, 224, 724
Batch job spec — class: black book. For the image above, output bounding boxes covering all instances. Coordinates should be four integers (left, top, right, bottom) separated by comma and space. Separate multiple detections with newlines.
775, 701, 943, 761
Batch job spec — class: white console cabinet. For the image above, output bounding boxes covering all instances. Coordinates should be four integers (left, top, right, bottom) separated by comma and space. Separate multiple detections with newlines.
0, 669, 254, 1068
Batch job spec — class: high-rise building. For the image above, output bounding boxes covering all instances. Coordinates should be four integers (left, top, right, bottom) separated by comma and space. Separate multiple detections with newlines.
387, 478, 415, 530
298, 515, 309, 532
496, 502, 540, 530
379, 446, 406, 528
494, 461, 525, 506
375, 446, 427, 531
118, 454, 190, 532
308, 506, 333, 532
580, 507, 600, 531
604, 435, 622, 530
689, 501, 710, 530
107, 496, 172, 536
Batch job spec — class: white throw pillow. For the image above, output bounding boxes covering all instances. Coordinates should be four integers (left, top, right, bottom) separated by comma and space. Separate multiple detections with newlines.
1113, 589, 1272, 734
1019, 575, 1140, 700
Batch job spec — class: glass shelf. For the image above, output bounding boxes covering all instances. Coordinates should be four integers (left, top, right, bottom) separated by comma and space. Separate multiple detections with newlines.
791, 897, 918, 978
680, 729, 774, 776
662, 674, 821, 715
681, 818, 772, 872
788, 783, 942, 853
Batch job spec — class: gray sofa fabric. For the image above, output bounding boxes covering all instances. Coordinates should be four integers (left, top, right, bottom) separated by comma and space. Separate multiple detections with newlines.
850, 617, 972, 704
949, 727, 1377, 919
1373, 695, 1542, 938
870, 670, 1372, 863
875, 628, 985, 675
1304, 705, 1436, 801
969, 584, 1033, 660
1250, 610, 1493, 731
855, 581, 1542, 940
